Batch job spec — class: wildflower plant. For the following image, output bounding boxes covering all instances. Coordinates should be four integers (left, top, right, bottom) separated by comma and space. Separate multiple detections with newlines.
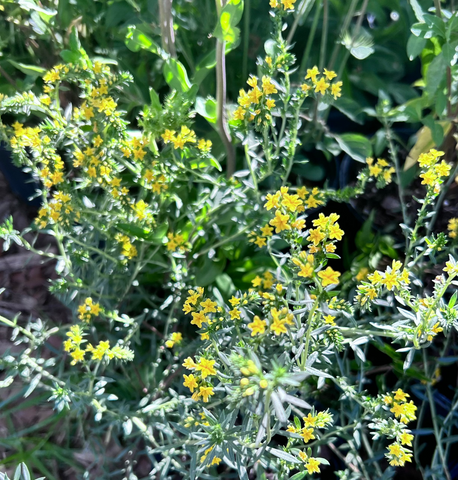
1, 2, 458, 480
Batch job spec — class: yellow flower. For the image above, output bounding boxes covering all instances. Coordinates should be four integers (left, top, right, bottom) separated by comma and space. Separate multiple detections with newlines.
281, 0, 296, 9
191, 311, 208, 328
269, 210, 291, 233
183, 357, 197, 369
196, 358, 217, 379
305, 66, 320, 83
201, 298, 217, 314
282, 193, 303, 212
261, 224, 274, 236
420, 170, 437, 186
254, 236, 267, 248
265, 192, 281, 210
70, 348, 85, 364
323, 69, 337, 81
301, 427, 315, 443
329, 224, 344, 240
183, 374, 198, 393
198, 386, 214, 402
324, 314, 336, 326
229, 308, 241, 320
247, 316, 267, 336
229, 296, 241, 307
270, 318, 287, 335
400, 432, 414, 446
307, 228, 325, 245
262, 76, 277, 95
393, 388, 409, 402
369, 164, 382, 176
314, 77, 330, 95
318, 267, 341, 287
305, 458, 320, 474
381, 271, 400, 291
331, 81, 342, 99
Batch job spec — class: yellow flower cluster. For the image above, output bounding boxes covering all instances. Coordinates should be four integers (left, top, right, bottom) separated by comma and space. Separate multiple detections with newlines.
37, 191, 75, 229
383, 389, 416, 466
77, 297, 101, 322
11, 122, 64, 189
182, 356, 216, 403
165, 332, 183, 348
366, 157, 395, 183
251, 271, 275, 291
270, 0, 297, 11
418, 149, 450, 193
301, 67, 342, 100
447, 218, 458, 239
356, 260, 410, 307
287, 410, 333, 444
233, 75, 278, 125
248, 307, 294, 336
161, 125, 211, 153
143, 164, 168, 194
166, 232, 187, 252
199, 445, 221, 467
64, 325, 133, 364
115, 234, 138, 259
183, 288, 222, 340
298, 453, 321, 475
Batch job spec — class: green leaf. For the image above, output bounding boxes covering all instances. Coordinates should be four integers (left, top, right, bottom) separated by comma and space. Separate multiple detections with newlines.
350, 44, 374, 60
267, 447, 301, 464
409, 0, 425, 22
149, 87, 162, 111
125, 26, 159, 54
422, 115, 444, 146
407, 34, 426, 60
163, 58, 192, 93
195, 96, 217, 124
426, 52, 446, 96
213, 0, 244, 47
335, 133, 372, 163
7, 60, 46, 77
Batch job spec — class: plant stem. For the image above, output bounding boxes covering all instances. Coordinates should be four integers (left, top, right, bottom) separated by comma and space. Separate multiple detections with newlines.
158, 0, 176, 57
244, 142, 258, 191
319, 0, 328, 70
328, 0, 358, 70
215, 0, 236, 177
287, 0, 315, 45
434, 0, 443, 17
242, 0, 250, 82
300, 299, 319, 369
428, 162, 458, 233
299, 0, 322, 75
423, 349, 451, 480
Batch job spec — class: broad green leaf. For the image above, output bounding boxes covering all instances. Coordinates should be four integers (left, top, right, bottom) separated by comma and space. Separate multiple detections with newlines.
213, 0, 244, 47
163, 58, 192, 92
195, 96, 217, 124
7, 60, 46, 77
422, 115, 444, 146
407, 34, 426, 60
426, 52, 445, 95
409, 0, 425, 22
335, 133, 372, 163
125, 26, 159, 54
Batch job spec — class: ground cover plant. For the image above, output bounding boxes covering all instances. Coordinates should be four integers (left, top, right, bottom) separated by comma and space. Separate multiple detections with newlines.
1, 0, 458, 479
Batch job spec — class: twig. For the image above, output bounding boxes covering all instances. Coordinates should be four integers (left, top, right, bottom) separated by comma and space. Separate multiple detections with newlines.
215, 0, 236, 178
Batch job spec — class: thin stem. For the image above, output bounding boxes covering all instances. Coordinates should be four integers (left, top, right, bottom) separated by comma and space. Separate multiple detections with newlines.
215, 0, 236, 177
434, 0, 443, 17
300, 299, 319, 369
159, 0, 176, 57
287, 0, 315, 45
242, 0, 250, 82
328, 0, 358, 70
244, 143, 258, 191
428, 162, 458, 233
385, 121, 409, 240
319, 0, 328, 70
299, 0, 322, 75
423, 349, 451, 480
